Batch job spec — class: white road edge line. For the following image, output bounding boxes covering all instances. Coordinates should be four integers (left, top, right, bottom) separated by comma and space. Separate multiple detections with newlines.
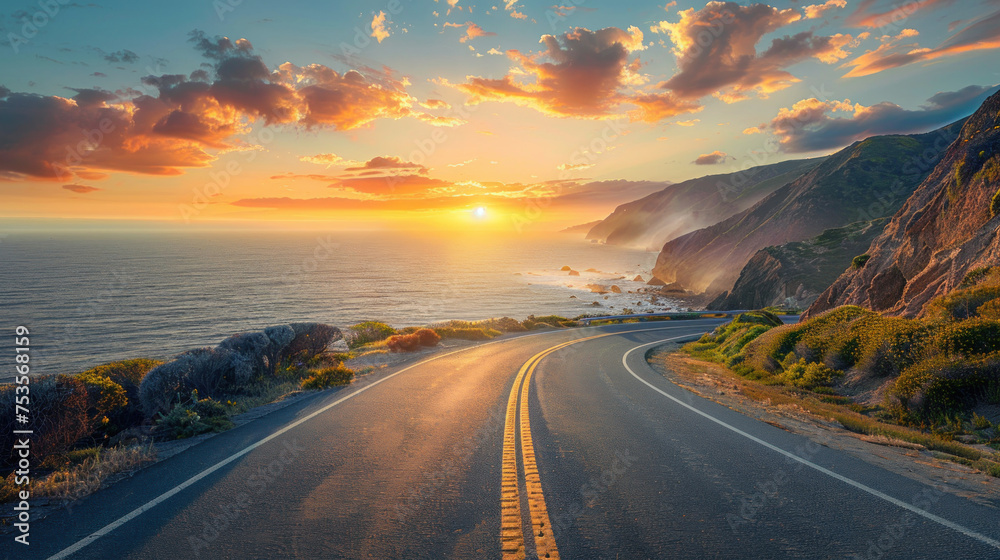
622, 336, 1000, 551
47, 321, 721, 560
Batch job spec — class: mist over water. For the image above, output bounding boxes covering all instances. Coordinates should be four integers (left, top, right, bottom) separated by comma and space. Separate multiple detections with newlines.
0, 230, 664, 376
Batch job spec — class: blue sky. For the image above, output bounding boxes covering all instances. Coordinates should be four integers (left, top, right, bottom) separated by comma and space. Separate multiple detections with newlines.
1, 0, 998, 227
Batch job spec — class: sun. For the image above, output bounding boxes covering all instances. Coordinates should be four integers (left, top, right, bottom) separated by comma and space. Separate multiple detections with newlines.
473, 206, 487, 219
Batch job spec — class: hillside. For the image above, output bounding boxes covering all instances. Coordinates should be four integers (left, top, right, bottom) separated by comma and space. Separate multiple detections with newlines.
707, 219, 888, 310
651, 121, 966, 296
585, 158, 823, 249
559, 220, 602, 234
806, 90, 1000, 318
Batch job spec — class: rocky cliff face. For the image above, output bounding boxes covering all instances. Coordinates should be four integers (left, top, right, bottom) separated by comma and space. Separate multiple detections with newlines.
585, 158, 822, 249
651, 121, 965, 296
805, 91, 1000, 319
707, 219, 887, 310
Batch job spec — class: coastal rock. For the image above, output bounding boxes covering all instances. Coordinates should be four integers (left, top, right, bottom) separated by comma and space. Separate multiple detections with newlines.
633, 275, 644, 282
610, 285, 622, 293
560, 265, 572, 271
585, 268, 600, 273
568, 270, 580, 276
586, 284, 608, 293
659, 283, 688, 296
805, 90, 1000, 319
646, 277, 667, 286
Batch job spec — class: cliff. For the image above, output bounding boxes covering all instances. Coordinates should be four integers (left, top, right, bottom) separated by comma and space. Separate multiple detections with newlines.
707, 219, 887, 310
651, 121, 965, 296
805, 90, 1000, 318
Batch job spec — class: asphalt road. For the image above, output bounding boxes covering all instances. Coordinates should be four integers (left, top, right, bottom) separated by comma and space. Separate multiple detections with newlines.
12, 320, 1000, 559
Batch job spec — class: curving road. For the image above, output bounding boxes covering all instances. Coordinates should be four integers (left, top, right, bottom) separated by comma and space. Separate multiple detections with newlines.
13, 320, 1000, 559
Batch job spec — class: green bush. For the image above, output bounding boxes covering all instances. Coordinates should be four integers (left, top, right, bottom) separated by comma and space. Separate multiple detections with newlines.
780, 359, 843, 389
852, 254, 871, 269
302, 364, 355, 389
155, 394, 233, 440
347, 321, 396, 349
931, 319, 1000, 356
433, 327, 500, 340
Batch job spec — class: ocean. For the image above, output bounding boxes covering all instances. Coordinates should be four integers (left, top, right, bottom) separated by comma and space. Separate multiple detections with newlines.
0, 229, 676, 378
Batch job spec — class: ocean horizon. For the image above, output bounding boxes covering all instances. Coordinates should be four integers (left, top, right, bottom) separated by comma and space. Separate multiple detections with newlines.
0, 229, 675, 378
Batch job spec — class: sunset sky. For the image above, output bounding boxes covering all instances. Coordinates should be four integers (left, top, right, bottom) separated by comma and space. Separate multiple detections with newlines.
1, 0, 999, 230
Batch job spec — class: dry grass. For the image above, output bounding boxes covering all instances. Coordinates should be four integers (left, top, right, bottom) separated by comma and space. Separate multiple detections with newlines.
662, 353, 1000, 476
2, 444, 156, 503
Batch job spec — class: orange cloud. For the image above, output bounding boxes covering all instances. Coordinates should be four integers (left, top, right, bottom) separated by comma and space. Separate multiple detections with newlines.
450, 26, 689, 121
757, 84, 997, 152
62, 184, 101, 193
842, 10, 1000, 77
845, 0, 953, 28
693, 151, 730, 165
445, 21, 497, 43
803, 0, 847, 20
0, 32, 461, 181
371, 11, 390, 43
651, 2, 853, 102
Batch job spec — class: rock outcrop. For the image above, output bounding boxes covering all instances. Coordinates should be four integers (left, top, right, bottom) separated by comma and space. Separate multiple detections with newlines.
708, 219, 888, 310
805, 90, 1000, 319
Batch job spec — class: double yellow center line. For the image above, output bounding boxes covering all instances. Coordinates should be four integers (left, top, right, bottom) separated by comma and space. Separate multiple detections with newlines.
500, 332, 618, 560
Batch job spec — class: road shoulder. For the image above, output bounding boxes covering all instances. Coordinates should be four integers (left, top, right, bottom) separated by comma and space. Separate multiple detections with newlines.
647, 346, 1000, 509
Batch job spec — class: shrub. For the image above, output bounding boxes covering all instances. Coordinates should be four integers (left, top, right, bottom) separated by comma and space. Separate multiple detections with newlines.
77, 370, 129, 437
284, 323, 342, 359
434, 327, 500, 340
155, 395, 232, 440
960, 267, 995, 288
1, 375, 89, 469
781, 359, 842, 389
978, 299, 1000, 320
346, 322, 395, 349
526, 315, 571, 328
852, 254, 871, 269
302, 364, 354, 389
138, 348, 252, 416
387, 333, 422, 352
80, 358, 161, 393
262, 325, 295, 374
414, 328, 441, 347
926, 285, 1000, 321
478, 317, 528, 333
218, 331, 271, 377
931, 319, 1000, 356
